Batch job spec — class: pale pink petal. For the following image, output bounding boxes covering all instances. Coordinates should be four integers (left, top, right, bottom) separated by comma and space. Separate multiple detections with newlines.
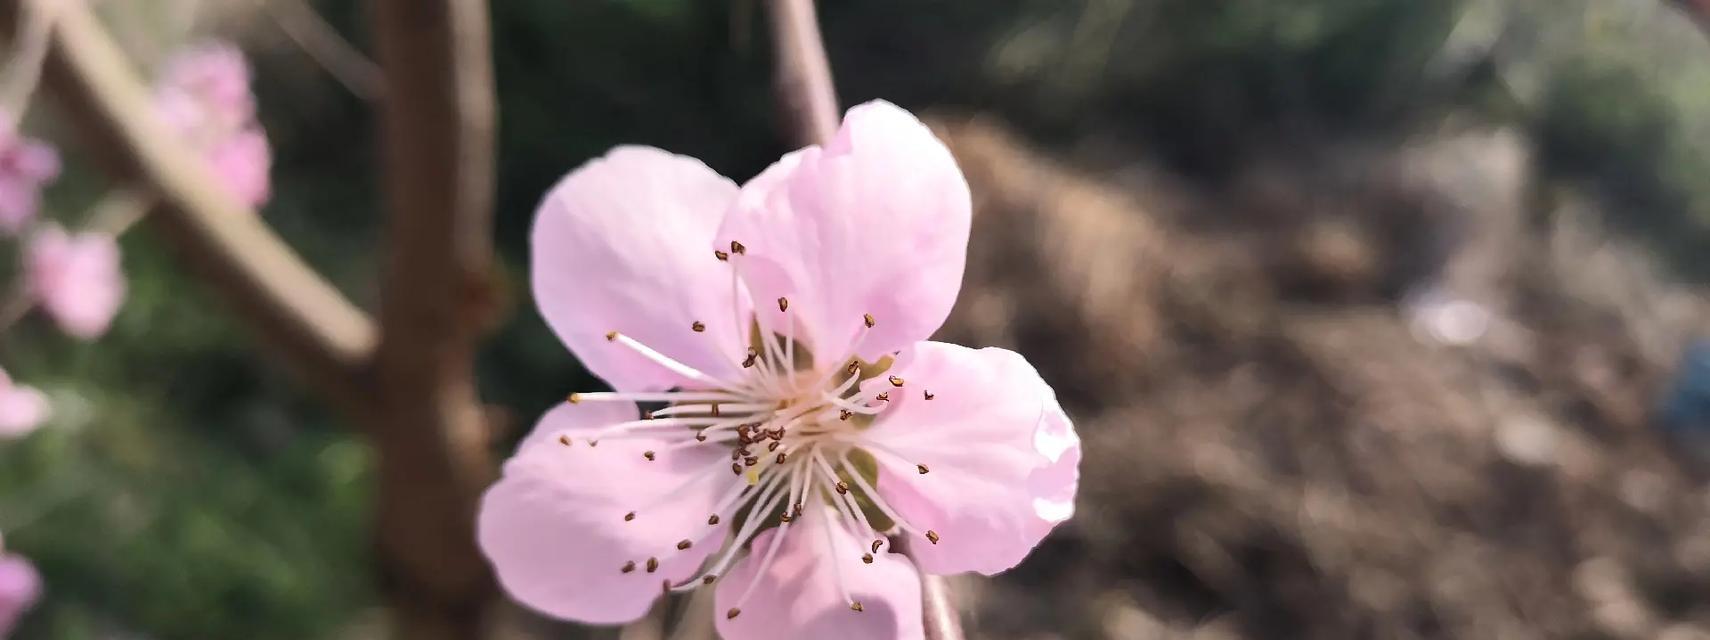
715, 100, 971, 362
479, 401, 733, 624
860, 342, 1079, 576
11, 139, 59, 183
715, 507, 923, 640
532, 146, 748, 391
0, 382, 49, 439
0, 179, 39, 235
206, 127, 271, 207
0, 554, 41, 636
24, 226, 126, 340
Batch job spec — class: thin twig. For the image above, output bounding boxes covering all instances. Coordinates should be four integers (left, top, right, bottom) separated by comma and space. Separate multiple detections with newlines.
16, 0, 378, 418
762, 0, 839, 148
261, 0, 385, 101
0, 0, 58, 116
371, 0, 499, 637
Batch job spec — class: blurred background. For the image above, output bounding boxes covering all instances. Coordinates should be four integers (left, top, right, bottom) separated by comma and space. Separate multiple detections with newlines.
6, 0, 1710, 637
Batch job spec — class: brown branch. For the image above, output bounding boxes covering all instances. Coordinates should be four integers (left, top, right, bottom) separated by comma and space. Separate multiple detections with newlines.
371, 0, 499, 638
20, 0, 378, 419
763, 0, 839, 147
262, 0, 385, 102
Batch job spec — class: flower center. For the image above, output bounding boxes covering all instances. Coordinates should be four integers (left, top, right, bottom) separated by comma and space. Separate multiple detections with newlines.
548, 242, 941, 617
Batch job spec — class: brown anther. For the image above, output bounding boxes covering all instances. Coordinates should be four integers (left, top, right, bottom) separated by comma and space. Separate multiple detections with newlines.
621, 561, 636, 574
871, 540, 884, 553
643, 451, 656, 461
777, 297, 789, 312
744, 456, 759, 467
642, 410, 654, 420
702, 575, 717, 585
775, 452, 787, 464
557, 435, 572, 446
729, 240, 746, 255
863, 313, 876, 328
792, 503, 803, 517
736, 424, 751, 434
923, 390, 935, 400
889, 376, 904, 387
850, 601, 865, 612
676, 539, 693, 550
566, 392, 582, 404
780, 513, 793, 523
731, 462, 742, 475
624, 511, 636, 522
588, 440, 599, 447
604, 331, 619, 341
839, 410, 853, 421
926, 530, 941, 545
714, 249, 730, 261
742, 353, 758, 368
695, 431, 708, 442
645, 557, 659, 573
876, 392, 890, 402
708, 514, 721, 526
917, 464, 930, 475
691, 321, 706, 333
861, 553, 874, 564
731, 449, 742, 460
726, 608, 742, 620
769, 428, 785, 440
847, 360, 860, 375
767, 441, 781, 452
738, 434, 753, 446
835, 481, 849, 495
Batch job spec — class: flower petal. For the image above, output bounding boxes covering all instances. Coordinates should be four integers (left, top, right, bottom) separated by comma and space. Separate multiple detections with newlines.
860, 342, 1079, 576
533, 146, 749, 391
715, 101, 971, 363
0, 382, 49, 439
25, 225, 126, 340
715, 507, 923, 640
478, 401, 734, 624
0, 554, 41, 637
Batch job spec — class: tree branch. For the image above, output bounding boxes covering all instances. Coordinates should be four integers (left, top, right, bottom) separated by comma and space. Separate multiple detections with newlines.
21, 0, 378, 419
371, 0, 499, 637
763, 0, 839, 148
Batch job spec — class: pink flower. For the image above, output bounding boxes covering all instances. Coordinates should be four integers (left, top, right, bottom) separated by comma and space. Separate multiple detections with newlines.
24, 225, 125, 340
0, 367, 48, 439
0, 115, 59, 236
0, 553, 39, 637
479, 101, 1081, 638
153, 42, 271, 208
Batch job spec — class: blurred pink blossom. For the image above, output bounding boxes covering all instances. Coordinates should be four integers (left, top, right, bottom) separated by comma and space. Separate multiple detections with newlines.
154, 42, 271, 207
0, 115, 59, 236
0, 553, 39, 637
0, 367, 48, 439
24, 225, 125, 340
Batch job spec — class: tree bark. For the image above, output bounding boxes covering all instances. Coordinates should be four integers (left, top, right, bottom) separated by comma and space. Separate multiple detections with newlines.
371, 0, 500, 638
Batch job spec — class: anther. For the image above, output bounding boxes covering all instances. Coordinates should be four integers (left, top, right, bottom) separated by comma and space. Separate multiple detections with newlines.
557, 435, 571, 446
863, 313, 876, 328
702, 575, 717, 585
871, 540, 884, 553
742, 351, 758, 368
731, 463, 742, 475
924, 390, 935, 400
792, 503, 803, 517
839, 410, 853, 421
736, 424, 751, 435
676, 539, 693, 550
850, 601, 865, 612
620, 561, 636, 574
917, 464, 930, 475
711, 403, 721, 417
643, 450, 656, 461
744, 456, 759, 467
726, 608, 742, 620
777, 297, 789, 312
604, 331, 619, 341
731, 449, 743, 461
708, 514, 720, 526
926, 530, 941, 545
642, 410, 654, 420
695, 431, 708, 442
862, 553, 874, 564
566, 392, 581, 404
729, 240, 746, 255
889, 376, 904, 387
835, 481, 849, 495
775, 452, 787, 464
624, 511, 636, 522
876, 392, 890, 402
847, 360, 860, 375
780, 513, 793, 523
766, 441, 780, 452
691, 321, 706, 333
645, 557, 659, 573
714, 249, 730, 261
